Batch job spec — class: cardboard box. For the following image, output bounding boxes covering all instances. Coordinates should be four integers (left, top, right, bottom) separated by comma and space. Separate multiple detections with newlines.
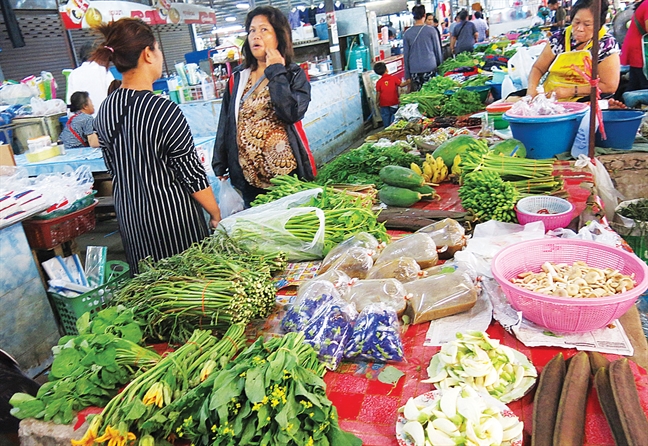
0, 144, 16, 167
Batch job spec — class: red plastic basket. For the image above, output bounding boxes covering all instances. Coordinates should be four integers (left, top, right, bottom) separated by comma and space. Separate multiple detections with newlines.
491, 239, 648, 333
515, 196, 574, 231
23, 200, 97, 250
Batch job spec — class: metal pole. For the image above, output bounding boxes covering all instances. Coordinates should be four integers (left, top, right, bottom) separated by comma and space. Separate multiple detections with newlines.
325, 0, 343, 72
588, 0, 601, 159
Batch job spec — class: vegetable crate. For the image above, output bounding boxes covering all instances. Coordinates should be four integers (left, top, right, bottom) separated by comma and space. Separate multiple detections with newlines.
49, 261, 130, 335
23, 200, 97, 250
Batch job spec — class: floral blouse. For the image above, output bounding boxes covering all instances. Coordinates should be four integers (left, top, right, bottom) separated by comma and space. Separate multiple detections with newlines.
548, 28, 620, 62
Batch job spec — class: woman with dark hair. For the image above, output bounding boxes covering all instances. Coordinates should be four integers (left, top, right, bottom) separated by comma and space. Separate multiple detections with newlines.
527, 0, 620, 100
403, 4, 443, 91
212, 5, 315, 206
92, 18, 221, 275
59, 91, 100, 148
450, 9, 478, 55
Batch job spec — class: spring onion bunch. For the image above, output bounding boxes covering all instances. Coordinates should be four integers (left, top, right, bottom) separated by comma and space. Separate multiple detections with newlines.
113, 235, 286, 343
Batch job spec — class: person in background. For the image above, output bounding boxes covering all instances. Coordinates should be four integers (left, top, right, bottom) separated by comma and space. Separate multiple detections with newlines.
472, 11, 489, 42
387, 21, 398, 39
442, 18, 450, 37
620, 0, 648, 92
527, 0, 620, 100
373, 62, 407, 127
403, 4, 443, 91
449, 13, 460, 35
66, 42, 114, 116
59, 91, 99, 149
425, 13, 444, 43
212, 6, 315, 207
451, 10, 478, 55
548, 0, 567, 28
107, 79, 122, 95
92, 18, 221, 275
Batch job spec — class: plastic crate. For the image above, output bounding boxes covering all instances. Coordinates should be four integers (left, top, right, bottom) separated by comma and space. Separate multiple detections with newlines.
49, 261, 130, 335
22, 200, 97, 250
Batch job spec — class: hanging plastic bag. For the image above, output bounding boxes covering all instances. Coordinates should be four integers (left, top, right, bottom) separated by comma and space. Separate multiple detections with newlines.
217, 178, 244, 218
218, 189, 325, 261
574, 154, 624, 222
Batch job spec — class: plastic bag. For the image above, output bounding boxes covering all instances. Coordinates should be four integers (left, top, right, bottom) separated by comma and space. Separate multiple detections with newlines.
366, 257, 424, 282
0, 83, 36, 106
376, 232, 439, 269
507, 43, 545, 90
29, 97, 66, 116
394, 103, 424, 121
403, 271, 479, 324
325, 247, 375, 279
319, 232, 383, 274
344, 278, 408, 315
417, 218, 466, 260
574, 155, 624, 222
282, 279, 341, 333
300, 296, 356, 370
344, 303, 404, 362
217, 178, 244, 218
313, 269, 352, 295
218, 189, 325, 261
548, 220, 625, 248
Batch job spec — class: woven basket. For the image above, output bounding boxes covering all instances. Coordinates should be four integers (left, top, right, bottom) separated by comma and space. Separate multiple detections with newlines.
515, 196, 573, 231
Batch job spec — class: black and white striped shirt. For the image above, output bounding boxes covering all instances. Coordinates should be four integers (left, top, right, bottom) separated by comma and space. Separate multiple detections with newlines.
94, 89, 210, 274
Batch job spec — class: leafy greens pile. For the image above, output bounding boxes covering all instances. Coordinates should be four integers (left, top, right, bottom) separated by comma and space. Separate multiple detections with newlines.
316, 141, 419, 187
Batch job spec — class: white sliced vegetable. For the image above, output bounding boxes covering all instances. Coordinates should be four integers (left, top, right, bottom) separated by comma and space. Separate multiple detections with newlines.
432, 417, 460, 436
481, 417, 504, 446
439, 387, 460, 419
502, 419, 524, 441
404, 397, 421, 421
425, 423, 456, 446
457, 396, 481, 426
403, 421, 426, 446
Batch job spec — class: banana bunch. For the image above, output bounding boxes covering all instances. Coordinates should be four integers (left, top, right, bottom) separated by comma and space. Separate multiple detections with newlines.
451, 154, 462, 176
411, 154, 448, 184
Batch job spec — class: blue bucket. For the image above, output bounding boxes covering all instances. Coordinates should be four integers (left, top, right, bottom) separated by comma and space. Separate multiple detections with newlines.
595, 110, 645, 150
314, 23, 329, 40
486, 81, 502, 101
504, 105, 587, 159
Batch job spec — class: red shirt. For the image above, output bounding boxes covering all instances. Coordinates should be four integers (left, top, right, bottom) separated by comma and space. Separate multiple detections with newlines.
375, 73, 401, 107
621, 1, 648, 68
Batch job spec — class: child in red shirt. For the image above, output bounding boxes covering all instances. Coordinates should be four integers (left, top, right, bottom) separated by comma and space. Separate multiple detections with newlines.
374, 62, 407, 127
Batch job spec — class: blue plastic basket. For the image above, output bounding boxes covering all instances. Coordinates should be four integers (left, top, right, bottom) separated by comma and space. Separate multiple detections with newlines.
486, 81, 502, 101
504, 105, 588, 159
595, 110, 645, 151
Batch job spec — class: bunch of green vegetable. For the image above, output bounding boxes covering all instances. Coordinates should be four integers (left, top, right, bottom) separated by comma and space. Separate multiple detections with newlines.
164, 332, 362, 446
420, 76, 460, 93
438, 53, 479, 75
114, 236, 286, 343
399, 91, 446, 117
10, 306, 160, 425
366, 120, 431, 142
441, 89, 484, 116
459, 170, 519, 222
461, 74, 490, 87
73, 326, 246, 446
618, 199, 648, 222
316, 141, 419, 186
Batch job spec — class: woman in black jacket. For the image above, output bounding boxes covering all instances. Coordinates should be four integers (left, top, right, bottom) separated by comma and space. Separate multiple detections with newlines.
212, 6, 315, 206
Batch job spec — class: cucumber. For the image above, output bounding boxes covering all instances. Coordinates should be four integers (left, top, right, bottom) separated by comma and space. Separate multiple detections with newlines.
410, 184, 435, 195
379, 165, 425, 188
379, 185, 424, 207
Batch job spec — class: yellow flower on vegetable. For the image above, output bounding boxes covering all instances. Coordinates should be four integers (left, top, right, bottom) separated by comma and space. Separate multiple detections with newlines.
72, 416, 101, 446
200, 360, 217, 381
95, 424, 136, 446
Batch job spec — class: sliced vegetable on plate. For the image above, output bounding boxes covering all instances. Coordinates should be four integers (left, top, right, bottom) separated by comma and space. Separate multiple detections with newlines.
396, 386, 524, 446
422, 331, 537, 403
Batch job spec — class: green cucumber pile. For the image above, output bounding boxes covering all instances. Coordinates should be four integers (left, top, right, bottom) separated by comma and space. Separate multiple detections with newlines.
378, 165, 436, 207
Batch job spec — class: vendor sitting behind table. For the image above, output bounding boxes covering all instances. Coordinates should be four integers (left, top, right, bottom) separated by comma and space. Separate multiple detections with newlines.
527, 0, 619, 101
59, 91, 100, 148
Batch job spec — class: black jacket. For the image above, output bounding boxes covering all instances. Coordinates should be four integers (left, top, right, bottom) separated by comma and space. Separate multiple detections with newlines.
212, 63, 315, 204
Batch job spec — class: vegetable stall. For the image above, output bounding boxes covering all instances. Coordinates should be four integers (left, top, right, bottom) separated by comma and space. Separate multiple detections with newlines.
8, 30, 648, 446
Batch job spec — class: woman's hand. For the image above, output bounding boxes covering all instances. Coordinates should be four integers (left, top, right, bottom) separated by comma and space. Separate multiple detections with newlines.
209, 209, 222, 229
266, 48, 285, 66
551, 86, 576, 99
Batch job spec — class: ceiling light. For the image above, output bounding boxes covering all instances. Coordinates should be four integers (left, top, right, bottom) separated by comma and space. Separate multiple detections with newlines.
225, 16, 237, 22
235, 3, 250, 9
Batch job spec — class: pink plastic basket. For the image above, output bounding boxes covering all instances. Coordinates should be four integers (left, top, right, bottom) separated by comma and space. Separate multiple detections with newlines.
491, 239, 648, 333
515, 196, 574, 231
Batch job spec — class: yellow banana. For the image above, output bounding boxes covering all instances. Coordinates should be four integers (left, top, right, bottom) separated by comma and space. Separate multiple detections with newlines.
436, 156, 445, 171
410, 163, 423, 175
423, 162, 434, 182
451, 154, 462, 176
426, 153, 434, 164
440, 164, 449, 181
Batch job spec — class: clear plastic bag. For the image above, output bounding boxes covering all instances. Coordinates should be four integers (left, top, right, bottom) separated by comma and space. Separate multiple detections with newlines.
282, 279, 341, 333
574, 155, 624, 222
366, 256, 424, 282
313, 269, 352, 295
319, 232, 383, 274
417, 218, 466, 260
376, 232, 439, 269
218, 189, 325, 261
300, 296, 356, 370
403, 271, 478, 324
217, 178, 244, 218
344, 303, 404, 362
344, 278, 408, 315
325, 247, 375, 279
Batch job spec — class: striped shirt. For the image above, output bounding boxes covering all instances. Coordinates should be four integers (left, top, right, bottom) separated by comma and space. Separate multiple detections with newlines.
94, 89, 210, 274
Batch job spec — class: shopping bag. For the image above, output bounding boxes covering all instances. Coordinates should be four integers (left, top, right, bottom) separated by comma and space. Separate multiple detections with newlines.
217, 178, 244, 218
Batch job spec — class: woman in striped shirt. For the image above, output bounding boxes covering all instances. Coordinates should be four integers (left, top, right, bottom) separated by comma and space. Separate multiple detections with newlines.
92, 18, 221, 275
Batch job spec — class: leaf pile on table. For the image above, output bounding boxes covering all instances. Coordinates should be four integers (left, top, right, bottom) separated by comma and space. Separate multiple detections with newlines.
73, 329, 362, 446
10, 306, 161, 425
315, 140, 420, 187
112, 234, 286, 343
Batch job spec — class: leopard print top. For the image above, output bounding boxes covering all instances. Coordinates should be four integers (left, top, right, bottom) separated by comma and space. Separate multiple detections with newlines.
236, 77, 297, 189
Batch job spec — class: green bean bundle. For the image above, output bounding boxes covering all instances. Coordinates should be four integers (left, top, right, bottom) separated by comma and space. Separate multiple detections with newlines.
459, 170, 519, 222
